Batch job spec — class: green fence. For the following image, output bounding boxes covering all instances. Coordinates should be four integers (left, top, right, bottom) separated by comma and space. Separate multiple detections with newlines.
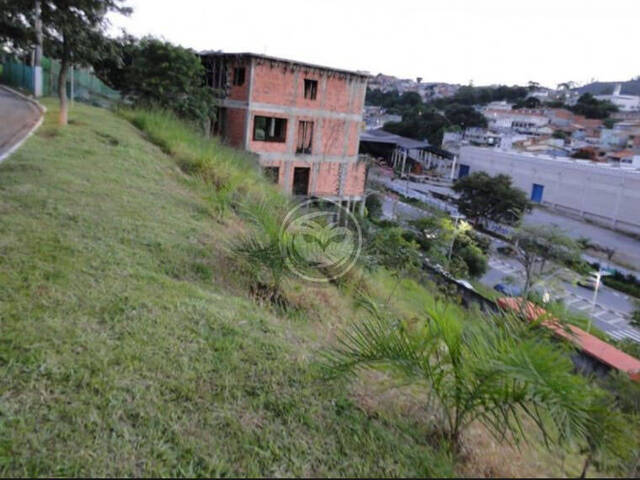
1, 56, 120, 107
1, 61, 35, 92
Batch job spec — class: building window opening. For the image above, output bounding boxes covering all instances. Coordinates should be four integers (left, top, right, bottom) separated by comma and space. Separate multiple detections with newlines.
212, 107, 226, 136
292, 167, 310, 195
304, 79, 318, 100
233, 67, 245, 86
253, 116, 287, 142
263, 166, 280, 183
296, 121, 313, 154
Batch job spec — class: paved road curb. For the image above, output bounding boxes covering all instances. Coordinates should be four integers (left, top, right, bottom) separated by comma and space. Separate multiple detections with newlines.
0, 85, 47, 164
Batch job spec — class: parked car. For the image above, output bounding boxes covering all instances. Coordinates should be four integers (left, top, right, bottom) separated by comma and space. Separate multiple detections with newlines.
455, 279, 475, 291
493, 283, 522, 297
578, 273, 599, 290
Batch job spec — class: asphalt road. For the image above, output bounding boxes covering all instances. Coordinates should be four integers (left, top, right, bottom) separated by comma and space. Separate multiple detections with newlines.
0, 87, 42, 162
483, 253, 640, 343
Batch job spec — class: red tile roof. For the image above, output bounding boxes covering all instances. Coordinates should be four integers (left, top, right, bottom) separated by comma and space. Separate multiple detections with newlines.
497, 297, 640, 381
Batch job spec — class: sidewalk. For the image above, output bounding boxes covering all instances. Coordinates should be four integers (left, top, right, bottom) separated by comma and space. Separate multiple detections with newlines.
0, 86, 43, 163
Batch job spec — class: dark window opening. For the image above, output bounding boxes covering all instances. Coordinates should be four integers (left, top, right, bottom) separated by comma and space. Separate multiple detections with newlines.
293, 167, 310, 195
263, 166, 280, 183
304, 79, 318, 100
212, 107, 227, 136
296, 121, 313, 154
233, 67, 245, 86
253, 116, 287, 142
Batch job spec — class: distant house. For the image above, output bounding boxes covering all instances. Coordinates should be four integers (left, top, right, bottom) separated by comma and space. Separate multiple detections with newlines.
595, 84, 640, 112
200, 51, 369, 206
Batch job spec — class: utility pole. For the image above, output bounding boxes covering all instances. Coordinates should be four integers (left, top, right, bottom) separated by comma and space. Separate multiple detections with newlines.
33, 0, 43, 97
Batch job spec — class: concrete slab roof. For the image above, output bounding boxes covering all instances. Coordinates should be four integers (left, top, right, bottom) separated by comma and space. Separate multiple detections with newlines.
199, 51, 370, 79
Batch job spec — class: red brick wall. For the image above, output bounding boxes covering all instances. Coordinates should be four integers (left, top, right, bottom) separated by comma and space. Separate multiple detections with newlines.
227, 59, 250, 102
225, 108, 246, 148
218, 55, 368, 199
343, 162, 366, 196
314, 163, 341, 196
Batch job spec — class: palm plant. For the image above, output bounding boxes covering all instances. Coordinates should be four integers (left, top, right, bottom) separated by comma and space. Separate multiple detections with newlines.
324, 298, 595, 452
231, 201, 290, 303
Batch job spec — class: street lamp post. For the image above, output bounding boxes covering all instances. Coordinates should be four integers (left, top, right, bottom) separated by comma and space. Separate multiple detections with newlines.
588, 269, 611, 332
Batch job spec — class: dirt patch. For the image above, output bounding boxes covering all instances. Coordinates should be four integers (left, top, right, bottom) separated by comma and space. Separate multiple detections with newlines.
95, 131, 120, 146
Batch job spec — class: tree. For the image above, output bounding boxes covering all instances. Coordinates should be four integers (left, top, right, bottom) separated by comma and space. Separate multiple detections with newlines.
513, 96, 541, 109
96, 36, 217, 128
408, 215, 487, 279
325, 298, 596, 452
511, 224, 581, 300
0, 0, 35, 54
383, 110, 448, 145
452, 172, 530, 227
367, 227, 421, 273
570, 93, 618, 119
579, 390, 638, 478
36, 0, 131, 125
443, 103, 487, 129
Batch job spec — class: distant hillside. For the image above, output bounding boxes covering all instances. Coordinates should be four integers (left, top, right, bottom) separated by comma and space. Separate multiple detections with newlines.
575, 78, 640, 96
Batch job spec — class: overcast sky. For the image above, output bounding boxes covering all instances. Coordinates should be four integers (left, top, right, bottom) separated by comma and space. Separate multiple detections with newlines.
109, 0, 640, 88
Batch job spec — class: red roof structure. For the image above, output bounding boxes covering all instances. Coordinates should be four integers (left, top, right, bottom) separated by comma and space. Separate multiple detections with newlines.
497, 297, 640, 381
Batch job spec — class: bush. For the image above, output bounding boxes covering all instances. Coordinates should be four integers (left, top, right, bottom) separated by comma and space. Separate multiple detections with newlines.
365, 193, 383, 219
100, 37, 217, 127
367, 227, 422, 273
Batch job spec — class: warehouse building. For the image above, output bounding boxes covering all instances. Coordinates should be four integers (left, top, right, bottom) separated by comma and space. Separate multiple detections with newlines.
457, 146, 640, 235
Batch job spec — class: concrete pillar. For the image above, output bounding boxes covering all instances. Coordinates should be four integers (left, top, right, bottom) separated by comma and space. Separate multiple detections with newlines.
400, 150, 407, 176
33, 66, 43, 97
359, 198, 365, 216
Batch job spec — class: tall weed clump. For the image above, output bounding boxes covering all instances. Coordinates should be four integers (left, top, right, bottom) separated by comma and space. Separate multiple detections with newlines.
121, 108, 288, 219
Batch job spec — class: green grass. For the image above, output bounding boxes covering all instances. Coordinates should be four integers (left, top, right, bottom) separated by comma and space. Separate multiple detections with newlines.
0, 100, 457, 477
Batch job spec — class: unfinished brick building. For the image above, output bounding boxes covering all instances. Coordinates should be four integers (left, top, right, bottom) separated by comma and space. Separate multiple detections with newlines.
200, 52, 369, 208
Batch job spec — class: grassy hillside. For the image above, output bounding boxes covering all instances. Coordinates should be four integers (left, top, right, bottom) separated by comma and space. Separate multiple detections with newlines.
0, 100, 607, 477
0, 100, 456, 476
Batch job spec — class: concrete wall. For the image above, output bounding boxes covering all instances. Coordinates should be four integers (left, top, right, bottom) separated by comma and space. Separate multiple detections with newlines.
458, 146, 640, 235
212, 54, 367, 200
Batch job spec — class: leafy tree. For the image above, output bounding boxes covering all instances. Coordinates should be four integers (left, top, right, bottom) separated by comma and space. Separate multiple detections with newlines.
383, 110, 448, 145
452, 172, 530, 227
513, 96, 542, 109
364, 193, 382, 219
325, 299, 596, 452
409, 215, 488, 279
367, 227, 421, 273
552, 129, 569, 140
0, 0, 35, 54
579, 391, 638, 478
38, 0, 131, 125
398, 91, 422, 107
365, 88, 401, 110
454, 238, 488, 278
443, 103, 487, 129
570, 93, 618, 119
98, 37, 216, 128
511, 224, 581, 300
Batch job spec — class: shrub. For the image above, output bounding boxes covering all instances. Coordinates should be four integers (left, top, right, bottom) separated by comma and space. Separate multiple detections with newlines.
365, 193, 383, 219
